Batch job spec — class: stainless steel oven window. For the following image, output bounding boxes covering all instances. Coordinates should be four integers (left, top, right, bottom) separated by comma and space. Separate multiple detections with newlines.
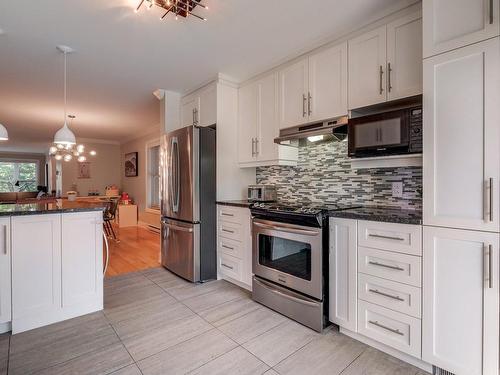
258, 234, 312, 281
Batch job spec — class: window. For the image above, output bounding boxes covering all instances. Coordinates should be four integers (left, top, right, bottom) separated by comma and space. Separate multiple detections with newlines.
0, 161, 38, 192
146, 141, 161, 210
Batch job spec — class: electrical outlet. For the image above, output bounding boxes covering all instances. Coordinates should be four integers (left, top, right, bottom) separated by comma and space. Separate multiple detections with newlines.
392, 182, 403, 198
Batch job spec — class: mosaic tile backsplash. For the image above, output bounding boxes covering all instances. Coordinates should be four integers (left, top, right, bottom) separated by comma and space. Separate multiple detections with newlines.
256, 139, 422, 210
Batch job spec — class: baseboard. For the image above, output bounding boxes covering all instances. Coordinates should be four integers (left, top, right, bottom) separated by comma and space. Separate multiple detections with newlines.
0, 321, 11, 334
340, 327, 433, 373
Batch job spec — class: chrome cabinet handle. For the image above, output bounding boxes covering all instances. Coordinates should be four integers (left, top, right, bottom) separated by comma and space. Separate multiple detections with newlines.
368, 320, 404, 336
485, 244, 494, 289
308, 92, 312, 116
251, 138, 255, 157
255, 138, 259, 156
387, 63, 393, 92
221, 212, 234, 217
2, 225, 6, 255
485, 178, 494, 222
222, 244, 234, 250
368, 233, 405, 241
379, 65, 384, 95
490, 0, 494, 24
368, 288, 404, 301
302, 94, 307, 117
222, 228, 235, 234
192, 108, 198, 125
221, 263, 234, 270
368, 261, 405, 271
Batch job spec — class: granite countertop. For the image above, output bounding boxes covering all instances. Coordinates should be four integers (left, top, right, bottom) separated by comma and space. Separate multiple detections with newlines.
0, 200, 106, 217
328, 206, 422, 225
216, 200, 253, 208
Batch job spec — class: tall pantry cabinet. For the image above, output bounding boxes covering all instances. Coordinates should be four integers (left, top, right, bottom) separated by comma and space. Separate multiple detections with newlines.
422, 1, 500, 374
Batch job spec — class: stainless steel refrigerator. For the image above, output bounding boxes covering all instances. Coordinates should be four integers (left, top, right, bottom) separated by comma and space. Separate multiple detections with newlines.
160, 125, 216, 282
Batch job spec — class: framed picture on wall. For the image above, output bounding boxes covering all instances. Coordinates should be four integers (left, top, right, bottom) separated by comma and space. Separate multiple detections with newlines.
124, 152, 138, 177
77, 162, 91, 179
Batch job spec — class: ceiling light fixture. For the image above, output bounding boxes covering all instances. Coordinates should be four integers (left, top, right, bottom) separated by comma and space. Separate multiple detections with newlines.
49, 115, 97, 162
135, 0, 208, 21
54, 45, 76, 145
0, 123, 8, 141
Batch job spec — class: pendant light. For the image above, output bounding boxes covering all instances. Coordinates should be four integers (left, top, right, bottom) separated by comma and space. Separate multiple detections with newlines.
54, 45, 76, 145
0, 123, 8, 141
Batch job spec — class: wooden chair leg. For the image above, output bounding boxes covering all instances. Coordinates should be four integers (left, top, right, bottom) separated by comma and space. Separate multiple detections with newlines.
109, 221, 120, 243
103, 222, 110, 237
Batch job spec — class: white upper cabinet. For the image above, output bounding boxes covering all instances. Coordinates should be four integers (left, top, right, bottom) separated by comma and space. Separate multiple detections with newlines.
348, 26, 387, 109
308, 43, 348, 122
238, 73, 298, 167
0, 218, 11, 327
278, 59, 309, 129
329, 218, 357, 332
387, 11, 423, 100
422, 226, 499, 375
180, 83, 217, 127
423, 0, 500, 58
348, 11, 423, 109
278, 42, 348, 129
423, 38, 500, 232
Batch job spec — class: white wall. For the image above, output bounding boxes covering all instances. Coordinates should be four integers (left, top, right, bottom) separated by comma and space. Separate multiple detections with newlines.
61, 141, 121, 196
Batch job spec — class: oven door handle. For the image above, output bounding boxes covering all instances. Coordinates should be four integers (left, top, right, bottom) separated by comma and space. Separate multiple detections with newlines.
253, 221, 320, 236
254, 277, 320, 307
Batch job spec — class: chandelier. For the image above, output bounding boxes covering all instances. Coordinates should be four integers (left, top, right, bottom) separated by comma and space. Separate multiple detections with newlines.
135, 0, 208, 21
49, 115, 97, 162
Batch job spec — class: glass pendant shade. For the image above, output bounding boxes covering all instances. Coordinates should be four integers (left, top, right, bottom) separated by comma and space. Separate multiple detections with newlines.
54, 121, 76, 145
0, 123, 8, 141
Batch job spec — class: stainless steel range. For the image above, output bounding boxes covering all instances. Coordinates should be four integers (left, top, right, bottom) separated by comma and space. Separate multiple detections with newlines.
251, 202, 356, 332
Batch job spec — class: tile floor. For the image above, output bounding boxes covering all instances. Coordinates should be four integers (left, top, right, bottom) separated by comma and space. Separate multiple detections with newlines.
0, 267, 430, 375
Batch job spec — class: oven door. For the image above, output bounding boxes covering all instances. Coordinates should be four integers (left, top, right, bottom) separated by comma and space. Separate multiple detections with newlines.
252, 218, 323, 300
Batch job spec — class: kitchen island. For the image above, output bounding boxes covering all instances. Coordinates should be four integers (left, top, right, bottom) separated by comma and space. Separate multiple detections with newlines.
0, 200, 107, 334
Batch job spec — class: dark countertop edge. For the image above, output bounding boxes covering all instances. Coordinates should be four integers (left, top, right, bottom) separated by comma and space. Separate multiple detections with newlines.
328, 208, 422, 225
216, 200, 253, 208
0, 206, 105, 217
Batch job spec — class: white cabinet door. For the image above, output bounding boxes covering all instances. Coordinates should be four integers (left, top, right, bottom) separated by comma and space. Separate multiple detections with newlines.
329, 218, 357, 331
0, 218, 11, 326
180, 94, 199, 127
423, 38, 500, 232
198, 84, 217, 127
423, 226, 499, 375
62, 212, 103, 309
11, 214, 62, 332
278, 58, 308, 129
387, 11, 423, 100
423, 0, 499, 58
308, 42, 348, 122
237, 82, 258, 164
348, 26, 387, 109
256, 73, 279, 162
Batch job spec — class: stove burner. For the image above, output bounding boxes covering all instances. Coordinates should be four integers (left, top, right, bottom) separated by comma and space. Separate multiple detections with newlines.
252, 202, 323, 215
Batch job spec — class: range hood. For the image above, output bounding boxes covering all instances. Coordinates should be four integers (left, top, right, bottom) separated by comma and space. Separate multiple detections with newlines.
274, 116, 349, 146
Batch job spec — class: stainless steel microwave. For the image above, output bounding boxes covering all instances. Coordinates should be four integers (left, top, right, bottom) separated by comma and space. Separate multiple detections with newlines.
348, 106, 422, 158
248, 185, 277, 202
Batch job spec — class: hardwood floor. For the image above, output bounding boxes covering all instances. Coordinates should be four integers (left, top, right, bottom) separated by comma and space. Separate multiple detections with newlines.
105, 225, 161, 277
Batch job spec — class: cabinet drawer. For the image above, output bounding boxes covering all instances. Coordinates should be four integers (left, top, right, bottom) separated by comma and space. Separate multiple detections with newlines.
358, 221, 422, 256
358, 273, 421, 318
217, 237, 244, 259
358, 246, 421, 287
218, 221, 244, 242
218, 253, 242, 282
217, 206, 248, 225
358, 300, 421, 358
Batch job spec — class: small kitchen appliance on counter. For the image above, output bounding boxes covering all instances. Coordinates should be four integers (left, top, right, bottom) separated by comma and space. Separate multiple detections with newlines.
247, 184, 277, 202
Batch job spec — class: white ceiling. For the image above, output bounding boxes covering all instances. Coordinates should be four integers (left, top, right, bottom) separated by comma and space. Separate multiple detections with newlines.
0, 0, 414, 148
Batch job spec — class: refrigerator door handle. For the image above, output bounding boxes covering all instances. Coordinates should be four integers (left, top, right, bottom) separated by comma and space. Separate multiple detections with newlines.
171, 137, 180, 213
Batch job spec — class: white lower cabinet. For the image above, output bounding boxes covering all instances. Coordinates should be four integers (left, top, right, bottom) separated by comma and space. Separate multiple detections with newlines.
0, 217, 11, 331
217, 205, 252, 290
422, 226, 499, 375
11, 212, 104, 334
329, 218, 357, 331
